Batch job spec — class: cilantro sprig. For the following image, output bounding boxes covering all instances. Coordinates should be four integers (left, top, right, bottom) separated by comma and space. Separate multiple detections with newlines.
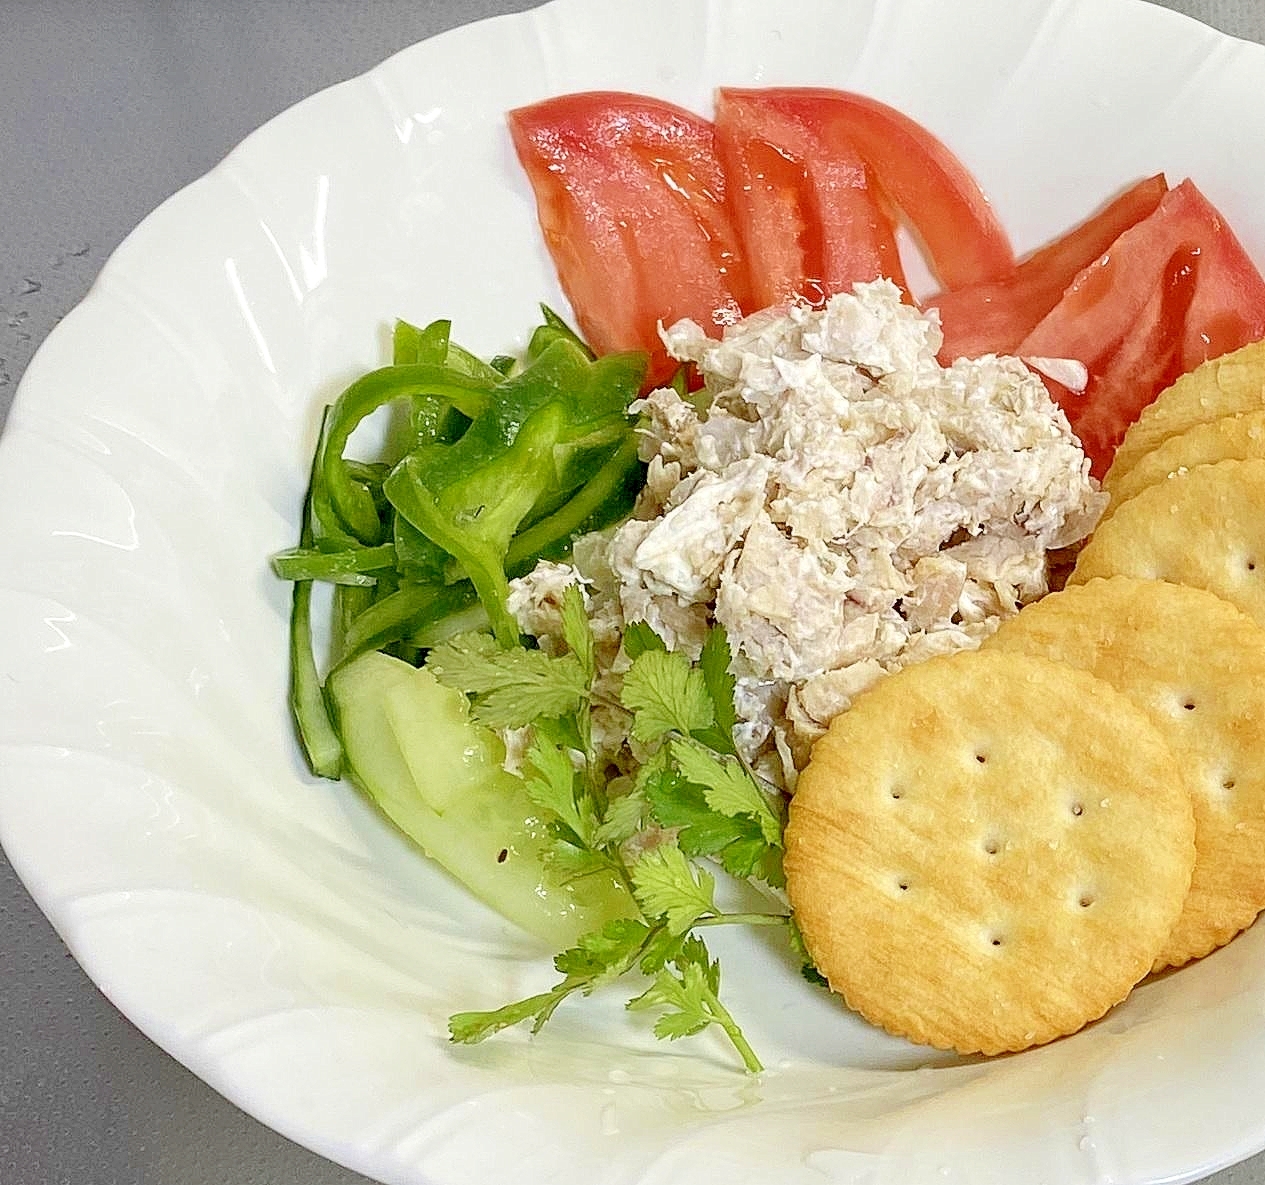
429, 588, 790, 1072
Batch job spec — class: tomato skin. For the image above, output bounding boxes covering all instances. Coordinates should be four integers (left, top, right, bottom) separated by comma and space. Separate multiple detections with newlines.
930, 174, 1169, 362
1018, 179, 1265, 476
717, 87, 1014, 301
714, 88, 905, 309
508, 92, 751, 385
1058, 244, 1201, 471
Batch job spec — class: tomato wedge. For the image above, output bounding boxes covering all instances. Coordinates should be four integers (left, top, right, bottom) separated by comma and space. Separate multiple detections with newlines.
716, 87, 1014, 305
1018, 179, 1265, 476
929, 174, 1169, 362
508, 92, 751, 385
714, 88, 905, 308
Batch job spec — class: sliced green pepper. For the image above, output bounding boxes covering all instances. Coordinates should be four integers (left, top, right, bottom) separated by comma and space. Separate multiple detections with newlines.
383, 339, 643, 644
318, 363, 495, 545
271, 542, 397, 584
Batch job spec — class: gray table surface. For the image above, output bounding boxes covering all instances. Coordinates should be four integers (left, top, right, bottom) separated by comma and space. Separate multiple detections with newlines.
2, 1, 1264, 1182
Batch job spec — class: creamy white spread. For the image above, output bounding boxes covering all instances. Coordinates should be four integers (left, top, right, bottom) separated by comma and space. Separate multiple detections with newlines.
507, 279, 1106, 791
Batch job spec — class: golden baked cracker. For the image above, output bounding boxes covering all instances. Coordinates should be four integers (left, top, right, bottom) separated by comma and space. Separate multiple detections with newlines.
1104, 410, 1265, 520
1071, 458, 1265, 629
1104, 339, 1265, 496
986, 576, 1265, 968
785, 649, 1195, 1055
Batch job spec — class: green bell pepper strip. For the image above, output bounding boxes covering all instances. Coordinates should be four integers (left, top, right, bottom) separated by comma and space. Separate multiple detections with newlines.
394, 319, 475, 448
438, 431, 643, 586
395, 314, 507, 386
335, 583, 377, 653
271, 542, 397, 584
501, 416, 627, 539
344, 459, 391, 487
408, 597, 489, 649
537, 304, 596, 360
383, 339, 646, 643
392, 513, 448, 582
504, 432, 643, 572
444, 340, 509, 386
392, 318, 442, 365
548, 417, 633, 495
334, 580, 476, 670
306, 410, 361, 551
378, 325, 458, 578
318, 363, 495, 546
385, 401, 568, 645
528, 322, 592, 362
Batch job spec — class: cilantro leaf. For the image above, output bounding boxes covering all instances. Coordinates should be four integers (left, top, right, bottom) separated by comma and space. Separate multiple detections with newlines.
541, 836, 614, 886
625, 934, 762, 1071
449, 989, 568, 1043
621, 649, 713, 743
434, 594, 776, 1073
699, 625, 739, 746
449, 918, 658, 1046
623, 620, 667, 660
553, 917, 651, 983
675, 933, 721, 992
638, 927, 686, 975
788, 916, 828, 987
715, 835, 785, 887
533, 711, 584, 754
523, 732, 591, 844
643, 766, 784, 885
630, 845, 716, 934
474, 661, 587, 727
628, 963, 714, 1039
427, 632, 589, 729
423, 630, 503, 691
669, 737, 784, 846
643, 766, 754, 854
559, 582, 595, 684
592, 787, 647, 848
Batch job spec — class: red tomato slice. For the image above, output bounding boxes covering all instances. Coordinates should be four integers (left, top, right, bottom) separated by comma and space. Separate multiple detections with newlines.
930, 174, 1169, 362
1057, 245, 1200, 470
717, 87, 1014, 302
714, 88, 905, 309
508, 92, 751, 385
1018, 179, 1265, 476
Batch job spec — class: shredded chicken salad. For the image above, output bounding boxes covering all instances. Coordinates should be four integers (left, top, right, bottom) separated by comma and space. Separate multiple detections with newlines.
507, 279, 1106, 791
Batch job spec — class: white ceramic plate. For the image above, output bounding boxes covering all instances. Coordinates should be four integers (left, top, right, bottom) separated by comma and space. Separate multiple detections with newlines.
4, 1, 1265, 1182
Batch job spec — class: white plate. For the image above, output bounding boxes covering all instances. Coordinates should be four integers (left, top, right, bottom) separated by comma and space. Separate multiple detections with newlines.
3, 1, 1265, 1182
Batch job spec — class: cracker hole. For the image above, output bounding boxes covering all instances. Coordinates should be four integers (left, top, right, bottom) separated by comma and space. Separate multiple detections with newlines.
1183, 700, 1196, 712
889, 787, 903, 801
1248, 559, 1258, 572
989, 935, 1004, 947
1224, 777, 1238, 791
1078, 893, 1095, 909
983, 838, 1000, 856
897, 878, 910, 892
1070, 802, 1084, 817
974, 752, 987, 765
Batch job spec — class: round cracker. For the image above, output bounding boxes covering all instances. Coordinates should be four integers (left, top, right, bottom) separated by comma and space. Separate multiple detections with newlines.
1104, 339, 1265, 496
1103, 410, 1265, 521
1071, 458, 1265, 629
785, 649, 1195, 1055
986, 576, 1265, 968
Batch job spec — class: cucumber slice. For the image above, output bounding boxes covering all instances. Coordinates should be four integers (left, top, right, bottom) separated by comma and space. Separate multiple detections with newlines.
380, 664, 502, 815
327, 650, 631, 947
